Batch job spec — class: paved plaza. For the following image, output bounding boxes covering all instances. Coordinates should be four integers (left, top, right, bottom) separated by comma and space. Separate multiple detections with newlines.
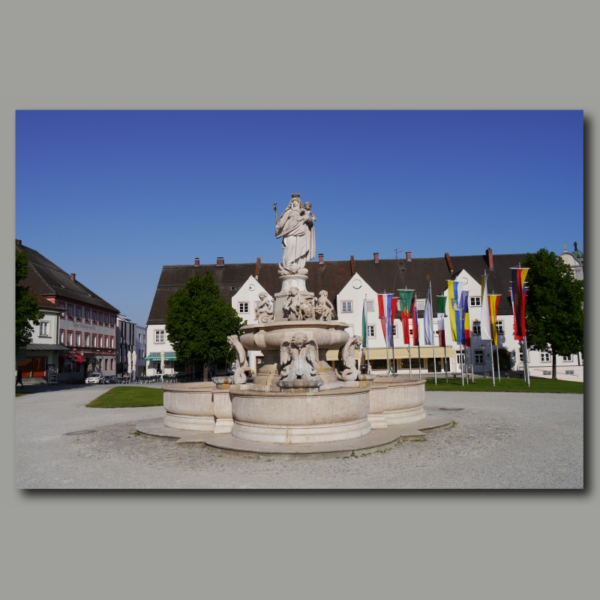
14, 385, 583, 489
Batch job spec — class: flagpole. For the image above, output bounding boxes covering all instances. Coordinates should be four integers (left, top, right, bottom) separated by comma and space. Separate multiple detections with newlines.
523, 335, 531, 387
490, 339, 495, 386
444, 345, 448, 383
430, 282, 438, 385
496, 344, 501, 381
365, 295, 370, 375
415, 292, 422, 379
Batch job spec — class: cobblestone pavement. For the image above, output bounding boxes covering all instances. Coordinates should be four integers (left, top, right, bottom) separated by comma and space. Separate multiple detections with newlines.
15, 386, 583, 489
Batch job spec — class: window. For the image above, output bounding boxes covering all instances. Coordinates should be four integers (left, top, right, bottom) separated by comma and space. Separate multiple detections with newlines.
563, 355, 573, 362
111, 315, 114, 325
85, 309, 90, 322
98, 312, 103, 325
85, 333, 90, 347
543, 370, 552, 376
519, 350, 523, 362
470, 297, 481, 307
496, 321, 504, 335
92, 310, 97, 323
92, 334, 97, 347
238, 302, 249, 313
111, 359, 114, 370
58, 302, 66, 318
541, 352, 550, 363
105, 359, 108, 371
67, 331, 73, 346
565, 370, 574, 375
456, 351, 465, 365
104, 313, 108, 325
366, 300, 374, 312
392, 325, 398, 336
75, 306, 81, 320
98, 336, 103, 348
417, 300, 425, 310
67, 305, 73, 319
40, 322, 49, 337
341, 301, 353, 313
105, 335, 109, 348
472, 321, 481, 336
474, 350, 484, 364
367, 325, 375, 338
76, 332, 81, 346
155, 330, 165, 344
60, 330, 65, 345
110, 336, 114, 348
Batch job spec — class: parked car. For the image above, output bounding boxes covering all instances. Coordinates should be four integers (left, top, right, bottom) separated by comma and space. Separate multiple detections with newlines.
85, 372, 104, 385
103, 375, 118, 385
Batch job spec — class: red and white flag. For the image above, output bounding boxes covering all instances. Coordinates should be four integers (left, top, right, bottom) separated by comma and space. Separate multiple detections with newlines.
437, 313, 446, 347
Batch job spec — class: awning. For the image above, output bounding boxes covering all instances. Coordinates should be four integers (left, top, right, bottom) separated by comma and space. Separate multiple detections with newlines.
145, 352, 177, 362
326, 347, 456, 361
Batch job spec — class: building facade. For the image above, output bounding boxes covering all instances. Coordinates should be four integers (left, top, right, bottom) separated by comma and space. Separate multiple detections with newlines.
17, 240, 119, 383
146, 246, 583, 382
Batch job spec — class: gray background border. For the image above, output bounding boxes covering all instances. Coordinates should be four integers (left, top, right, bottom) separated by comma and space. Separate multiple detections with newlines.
1, 1, 596, 598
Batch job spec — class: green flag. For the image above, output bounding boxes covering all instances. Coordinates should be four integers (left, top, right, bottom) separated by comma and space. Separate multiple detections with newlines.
397, 290, 414, 345
436, 295, 447, 315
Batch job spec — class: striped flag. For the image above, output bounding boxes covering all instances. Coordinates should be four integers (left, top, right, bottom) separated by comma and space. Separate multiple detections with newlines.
447, 280, 464, 343
412, 294, 419, 346
480, 274, 492, 341
424, 288, 434, 345
489, 294, 501, 346
397, 290, 414, 345
460, 290, 470, 347
438, 313, 446, 347
510, 268, 529, 341
377, 294, 396, 349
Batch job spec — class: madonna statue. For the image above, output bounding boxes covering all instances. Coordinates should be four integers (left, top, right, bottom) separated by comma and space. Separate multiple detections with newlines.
275, 194, 316, 274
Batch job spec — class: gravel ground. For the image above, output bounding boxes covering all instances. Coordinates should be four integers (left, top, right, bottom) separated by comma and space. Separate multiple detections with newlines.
14, 385, 583, 489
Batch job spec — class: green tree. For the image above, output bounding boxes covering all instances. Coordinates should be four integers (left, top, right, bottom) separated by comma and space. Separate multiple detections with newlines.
165, 271, 245, 379
16, 251, 44, 353
522, 248, 584, 379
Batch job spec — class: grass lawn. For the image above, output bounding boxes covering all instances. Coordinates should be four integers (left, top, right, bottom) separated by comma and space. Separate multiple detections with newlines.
425, 376, 583, 394
86, 387, 164, 408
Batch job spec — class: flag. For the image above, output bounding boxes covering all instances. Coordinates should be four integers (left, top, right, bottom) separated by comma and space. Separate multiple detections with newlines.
436, 295, 447, 315
510, 268, 529, 341
397, 290, 414, 345
424, 288, 434, 345
480, 275, 492, 341
412, 294, 419, 346
489, 294, 501, 346
362, 298, 368, 348
438, 313, 446, 347
447, 280, 463, 343
460, 290, 470, 347
377, 294, 396, 349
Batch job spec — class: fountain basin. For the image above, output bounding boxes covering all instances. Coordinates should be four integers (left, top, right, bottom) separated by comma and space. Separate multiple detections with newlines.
369, 377, 426, 426
163, 382, 217, 431
230, 387, 371, 444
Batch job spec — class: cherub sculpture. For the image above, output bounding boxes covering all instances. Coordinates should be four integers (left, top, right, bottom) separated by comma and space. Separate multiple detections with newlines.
335, 335, 363, 382
256, 292, 274, 324
298, 297, 315, 320
314, 290, 336, 321
283, 286, 302, 321
227, 334, 252, 384
280, 332, 320, 381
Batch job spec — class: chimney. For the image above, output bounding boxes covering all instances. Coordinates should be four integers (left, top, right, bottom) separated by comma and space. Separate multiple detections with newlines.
374, 252, 379, 264
194, 258, 199, 266
445, 253, 454, 274
319, 254, 324, 265
70, 273, 76, 281
216, 257, 224, 266
16, 239, 22, 246
255, 257, 261, 278
406, 251, 412, 262
350, 255, 356, 275
486, 248, 494, 270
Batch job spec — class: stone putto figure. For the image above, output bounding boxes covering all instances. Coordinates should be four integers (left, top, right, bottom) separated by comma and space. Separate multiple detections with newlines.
298, 297, 315, 320
283, 286, 302, 320
280, 332, 320, 381
255, 292, 274, 324
335, 336, 363, 381
275, 194, 316, 275
227, 334, 252, 384
314, 290, 336, 321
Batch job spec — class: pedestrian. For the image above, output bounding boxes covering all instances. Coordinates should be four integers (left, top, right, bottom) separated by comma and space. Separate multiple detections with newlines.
16, 368, 24, 388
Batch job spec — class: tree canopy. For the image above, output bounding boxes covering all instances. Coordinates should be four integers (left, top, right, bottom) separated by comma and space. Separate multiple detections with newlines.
16, 251, 44, 353
165, 271, 245, 368
522, 248, 584, 378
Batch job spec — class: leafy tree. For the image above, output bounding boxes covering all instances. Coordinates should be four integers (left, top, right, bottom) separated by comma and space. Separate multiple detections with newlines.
165, 271, 245, 379
16, 251, 44, 353
522, 248, 584, 379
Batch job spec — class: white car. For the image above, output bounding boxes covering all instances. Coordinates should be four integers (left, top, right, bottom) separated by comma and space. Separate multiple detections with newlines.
85, 372, 105, 385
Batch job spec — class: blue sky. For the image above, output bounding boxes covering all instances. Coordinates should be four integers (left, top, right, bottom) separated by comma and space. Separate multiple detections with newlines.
16, 110, 583, 325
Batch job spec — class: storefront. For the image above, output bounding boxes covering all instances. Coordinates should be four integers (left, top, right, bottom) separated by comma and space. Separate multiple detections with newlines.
145, 352, 177, 375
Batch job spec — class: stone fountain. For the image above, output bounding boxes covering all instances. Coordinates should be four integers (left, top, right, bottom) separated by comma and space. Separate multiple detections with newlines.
142, 194, 436, 452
